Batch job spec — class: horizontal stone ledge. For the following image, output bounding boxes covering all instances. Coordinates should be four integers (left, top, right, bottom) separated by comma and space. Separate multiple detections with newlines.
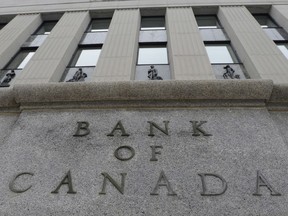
0, 0, 275, 16
0, 88, 18, 108
13, 80, 273, 105
17, 100, 267, 110
269, 84, 288, 103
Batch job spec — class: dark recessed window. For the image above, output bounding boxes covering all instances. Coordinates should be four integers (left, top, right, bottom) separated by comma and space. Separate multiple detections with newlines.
141, 17, 165, 30
5, 50, 35, 69
35, 21, 57, 35
253, 14, 288, 60
254, 15, 278, 28
87, 19, 111, 32
196, 16, 221, 29
22, 21, 58, 48
0, 23, 6, 30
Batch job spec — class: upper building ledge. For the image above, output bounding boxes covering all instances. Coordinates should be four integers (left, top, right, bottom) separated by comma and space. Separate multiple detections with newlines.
0, 0, 287, 15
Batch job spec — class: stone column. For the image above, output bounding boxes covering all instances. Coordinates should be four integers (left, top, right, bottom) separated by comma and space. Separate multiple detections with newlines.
218, 6, 288, 84
15, 11, 90, 84
270, 5, 288, 34
0, 14, 41, 69
92, 9, 140, 82
166, 7, 215, 80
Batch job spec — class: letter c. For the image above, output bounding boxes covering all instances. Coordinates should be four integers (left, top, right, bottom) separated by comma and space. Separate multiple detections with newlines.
9, 172, 34, 193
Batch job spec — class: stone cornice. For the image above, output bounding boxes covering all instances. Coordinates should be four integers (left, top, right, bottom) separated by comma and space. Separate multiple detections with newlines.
0, 80, 275, 110
0, 0, 285, 16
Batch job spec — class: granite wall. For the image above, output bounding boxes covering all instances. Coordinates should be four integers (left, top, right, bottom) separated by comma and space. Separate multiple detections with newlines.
0, 108, 287, 215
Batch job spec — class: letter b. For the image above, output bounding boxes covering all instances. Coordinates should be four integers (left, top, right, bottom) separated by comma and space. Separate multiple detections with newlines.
73, 121, 90, 137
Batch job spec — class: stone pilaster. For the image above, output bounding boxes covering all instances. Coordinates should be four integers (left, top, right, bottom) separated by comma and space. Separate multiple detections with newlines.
15, 11, 90, 84
166, 7, 215, 80
92, 9, 140, 82
0, 14, 41, 69
270, 5, 288, 35
218, 6, 288, 83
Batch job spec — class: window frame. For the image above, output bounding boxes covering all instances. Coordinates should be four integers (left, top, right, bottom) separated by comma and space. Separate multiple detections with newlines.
86, 18, 112, 33
253, 14, 279, 28
196, 15, 222, 29
140, 16, 166, 31
33, 21, 58, 35
67, 44, 102, 68
204, 42, 240, 64
4, 47, 37, 70
253, 14, 288, 60
137, 43, 169, 65
277, 43, 288, 59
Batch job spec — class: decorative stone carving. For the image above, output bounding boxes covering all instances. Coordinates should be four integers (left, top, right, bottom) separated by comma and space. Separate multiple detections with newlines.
67, 68, 87, 82
148, 65, 163, 80
0, 70, 16, 87
223, 65, 240, 79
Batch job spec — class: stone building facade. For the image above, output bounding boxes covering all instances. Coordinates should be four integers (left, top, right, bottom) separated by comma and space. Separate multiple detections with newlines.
0, 0, 288, 215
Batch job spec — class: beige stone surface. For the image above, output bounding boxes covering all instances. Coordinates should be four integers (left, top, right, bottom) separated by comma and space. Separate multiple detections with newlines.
14, 11, 90, 84
0, 14, 41, 69
0, 108, 287, 215
218, 6, 288, 84
166, 7, 214, 80
93, 9, 140, 82
271, 5, 288, 35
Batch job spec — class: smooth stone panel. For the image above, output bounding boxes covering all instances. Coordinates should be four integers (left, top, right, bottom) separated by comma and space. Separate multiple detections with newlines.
0, 109, 287, 215
0, 113, 18, 146
166, 7, 215, 80
270, 112, 288, 145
